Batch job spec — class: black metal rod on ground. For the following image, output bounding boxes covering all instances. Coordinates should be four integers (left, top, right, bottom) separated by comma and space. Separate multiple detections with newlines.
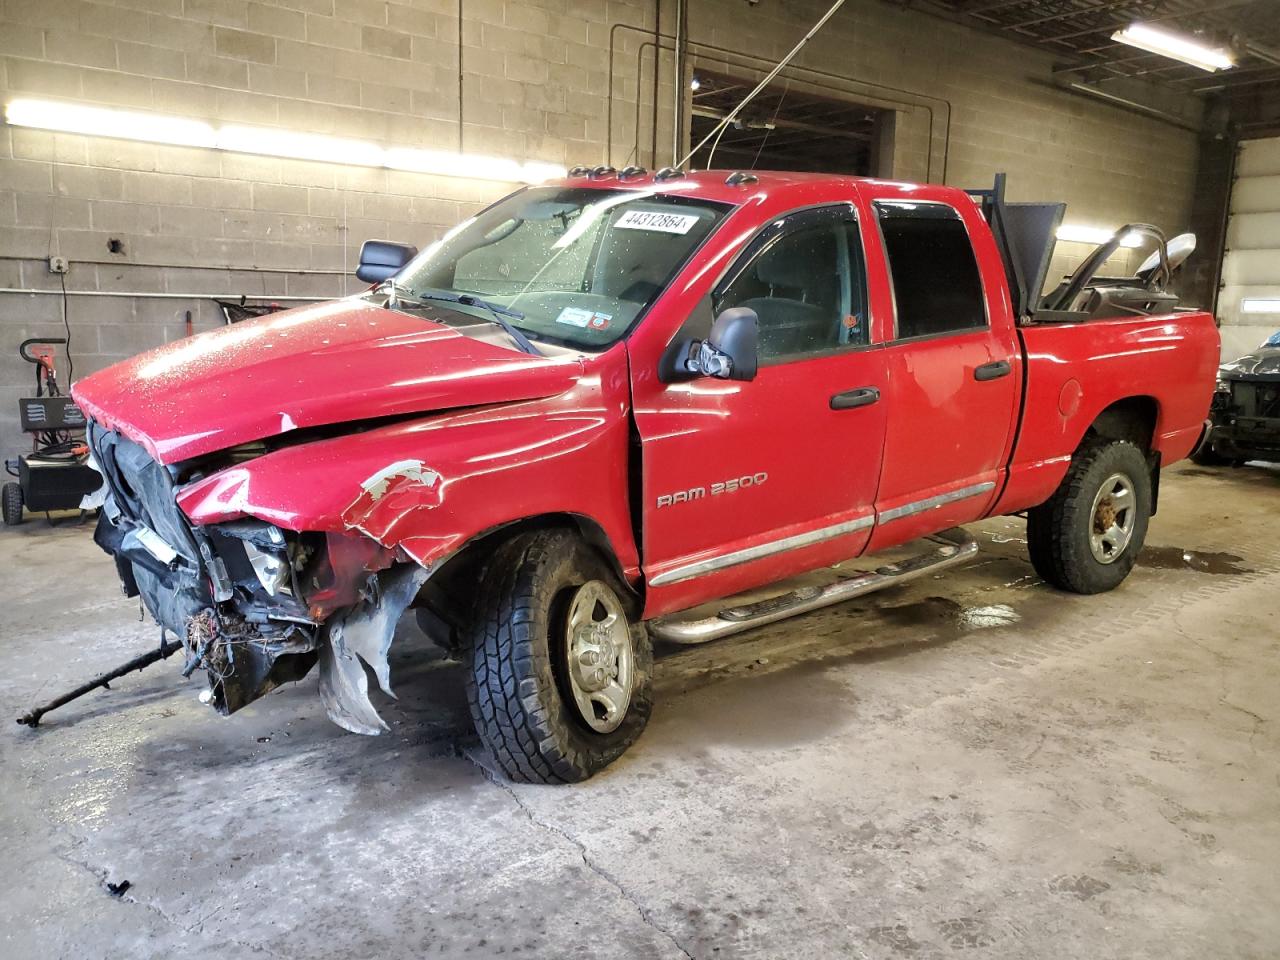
16, 639, 183, 728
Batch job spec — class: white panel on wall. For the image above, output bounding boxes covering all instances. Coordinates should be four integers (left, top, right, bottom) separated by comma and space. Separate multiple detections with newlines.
1219, 137, 1280, 359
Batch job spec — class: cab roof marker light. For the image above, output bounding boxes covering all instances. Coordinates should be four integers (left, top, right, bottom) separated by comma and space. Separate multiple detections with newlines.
1111, 23, 1235, 73
4, 98, 566, 184
1056, 224, 1143, 248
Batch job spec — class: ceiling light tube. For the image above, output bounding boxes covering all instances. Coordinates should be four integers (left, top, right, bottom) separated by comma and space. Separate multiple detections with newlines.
218, 125, 384, 167
5, 98, 217, 148
3, 98, 565, 183
1056, 224, 1143, 248
1111, 23, 1234, 72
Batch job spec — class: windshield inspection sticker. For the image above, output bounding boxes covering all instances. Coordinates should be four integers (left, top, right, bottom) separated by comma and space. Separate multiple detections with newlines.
615, 210, 700, 234
555, 307, 612, 330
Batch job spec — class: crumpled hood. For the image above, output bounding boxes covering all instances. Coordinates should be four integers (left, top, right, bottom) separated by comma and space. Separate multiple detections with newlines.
1221, 346, 1280, 381
72, 299, 583, 463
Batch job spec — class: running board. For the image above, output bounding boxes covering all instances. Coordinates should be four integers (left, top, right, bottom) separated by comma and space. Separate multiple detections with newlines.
647, 528, 979, 645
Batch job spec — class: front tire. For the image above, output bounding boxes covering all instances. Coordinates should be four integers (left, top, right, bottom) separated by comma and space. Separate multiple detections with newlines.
1027, 440, 1151, 594
2, 482, 23, 526
465, 530, 653, 783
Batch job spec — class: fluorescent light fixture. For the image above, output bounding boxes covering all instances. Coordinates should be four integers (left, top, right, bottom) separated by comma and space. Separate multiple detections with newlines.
1241, 298, 1280, 315
3, 98, 565, 184
1112, 23, 1234, 72
218, 124, 383, 167
5, 98, 216, 148
1056, 224, 1143, 248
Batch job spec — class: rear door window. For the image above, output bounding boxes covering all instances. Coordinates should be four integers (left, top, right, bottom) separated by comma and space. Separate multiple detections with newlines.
874, 201, 986, 339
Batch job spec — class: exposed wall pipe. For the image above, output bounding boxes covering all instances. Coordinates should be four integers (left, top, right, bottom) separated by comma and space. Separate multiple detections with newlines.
652, 0, 662, 168
0, 289, 322, 301
1059, 81, 1200, 133
457, 0, 465, 151
0, 254, 346, 276
611, 27, 952, 182
671, 0, 685, 165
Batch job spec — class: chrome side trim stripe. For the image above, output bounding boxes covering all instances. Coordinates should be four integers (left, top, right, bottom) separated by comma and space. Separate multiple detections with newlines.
877, 481, 996, 523
649, 514, 874, 587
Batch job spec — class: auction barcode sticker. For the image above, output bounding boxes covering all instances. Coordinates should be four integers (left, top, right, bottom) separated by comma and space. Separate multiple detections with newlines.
614, 210, 701, 234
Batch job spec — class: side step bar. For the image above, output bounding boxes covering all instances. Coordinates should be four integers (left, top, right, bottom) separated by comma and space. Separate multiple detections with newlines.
648, 528, 979, 645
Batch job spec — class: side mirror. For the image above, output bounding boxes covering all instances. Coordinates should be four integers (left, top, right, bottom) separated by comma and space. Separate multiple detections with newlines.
687, 307, 758, 381
356, 239, 418, 284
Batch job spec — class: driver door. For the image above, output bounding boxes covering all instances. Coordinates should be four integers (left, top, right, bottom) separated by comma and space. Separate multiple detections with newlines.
630, 204, 889, 618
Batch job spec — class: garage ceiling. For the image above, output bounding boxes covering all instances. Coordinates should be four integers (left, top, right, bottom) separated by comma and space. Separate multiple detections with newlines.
919, 0, 1280, 133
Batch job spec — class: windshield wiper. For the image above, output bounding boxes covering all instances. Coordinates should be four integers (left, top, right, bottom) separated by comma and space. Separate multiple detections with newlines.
408, 288, 541, 356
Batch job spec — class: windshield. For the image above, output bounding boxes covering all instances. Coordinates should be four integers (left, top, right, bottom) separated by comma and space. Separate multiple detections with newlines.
383, 186, 731, 350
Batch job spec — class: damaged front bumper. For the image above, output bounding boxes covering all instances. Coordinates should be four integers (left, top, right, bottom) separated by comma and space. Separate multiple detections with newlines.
88, 424, 428, 732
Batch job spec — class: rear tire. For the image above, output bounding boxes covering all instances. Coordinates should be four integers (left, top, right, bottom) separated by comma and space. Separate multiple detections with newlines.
465, 529, 653, 783
2, 482, 23, 526
1027, 440, 1151, 595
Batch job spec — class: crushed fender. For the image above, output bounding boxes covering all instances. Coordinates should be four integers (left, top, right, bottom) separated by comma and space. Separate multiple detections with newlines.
341, 459, 443, 545
318, 563, 429, 735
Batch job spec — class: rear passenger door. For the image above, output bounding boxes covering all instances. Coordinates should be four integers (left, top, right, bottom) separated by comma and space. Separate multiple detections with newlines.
865, 198, 1020, 552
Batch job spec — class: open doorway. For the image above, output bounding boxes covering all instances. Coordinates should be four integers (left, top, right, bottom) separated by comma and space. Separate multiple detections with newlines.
687, 70, 891, 176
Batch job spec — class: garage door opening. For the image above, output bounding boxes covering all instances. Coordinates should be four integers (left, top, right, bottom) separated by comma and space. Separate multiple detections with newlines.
687, 70, 891, 176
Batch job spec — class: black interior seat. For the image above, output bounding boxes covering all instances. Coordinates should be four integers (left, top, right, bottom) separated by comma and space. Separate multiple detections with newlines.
737, 229, 840, 357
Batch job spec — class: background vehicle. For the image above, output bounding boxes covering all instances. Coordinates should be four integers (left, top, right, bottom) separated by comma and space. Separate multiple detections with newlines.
1193, 330, 1280, 466
70, 169, 1219, 782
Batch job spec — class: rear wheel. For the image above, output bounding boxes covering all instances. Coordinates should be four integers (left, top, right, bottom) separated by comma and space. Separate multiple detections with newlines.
1027, 440, 1151, 594
465, 530, 652, 783
2, 482, 23, 526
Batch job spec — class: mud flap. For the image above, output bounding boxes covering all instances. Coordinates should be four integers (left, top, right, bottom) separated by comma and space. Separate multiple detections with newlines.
318, 564, 429, 735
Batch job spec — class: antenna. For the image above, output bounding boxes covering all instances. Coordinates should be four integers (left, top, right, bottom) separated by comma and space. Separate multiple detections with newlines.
676, 0, 847, 170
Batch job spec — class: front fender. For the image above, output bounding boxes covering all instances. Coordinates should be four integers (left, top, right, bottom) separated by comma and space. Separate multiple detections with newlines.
176, 366, 639, 578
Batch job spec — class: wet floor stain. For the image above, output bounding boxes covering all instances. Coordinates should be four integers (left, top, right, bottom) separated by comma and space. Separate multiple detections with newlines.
1139, 546, 1254, 576
958, 604, 1021, 629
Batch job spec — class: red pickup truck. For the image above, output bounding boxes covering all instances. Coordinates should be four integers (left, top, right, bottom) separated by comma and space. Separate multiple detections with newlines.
73, 169, 1218, 782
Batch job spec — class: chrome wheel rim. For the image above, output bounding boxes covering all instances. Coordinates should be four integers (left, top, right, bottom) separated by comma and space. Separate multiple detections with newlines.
1089, 472, 1136, 564
564, 581, 633, 734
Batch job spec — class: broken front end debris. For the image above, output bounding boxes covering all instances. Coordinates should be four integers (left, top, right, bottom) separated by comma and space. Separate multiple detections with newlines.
87, 424, 427, 731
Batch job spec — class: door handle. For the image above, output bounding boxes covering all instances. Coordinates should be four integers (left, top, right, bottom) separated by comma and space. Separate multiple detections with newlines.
974, 360, 1012, 381
830, 386, 880, 410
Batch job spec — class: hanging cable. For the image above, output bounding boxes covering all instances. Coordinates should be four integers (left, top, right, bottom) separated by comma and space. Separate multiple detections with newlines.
677, 0, 847, 170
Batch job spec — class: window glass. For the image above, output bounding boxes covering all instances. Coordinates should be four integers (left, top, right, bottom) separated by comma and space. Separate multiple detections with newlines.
716, 214, 868, 362
875, 201, 986, 339
393, 187, 730, 350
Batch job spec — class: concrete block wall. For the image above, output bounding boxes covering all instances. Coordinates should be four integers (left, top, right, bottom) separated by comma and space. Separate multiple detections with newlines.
0, 0, 1204, 459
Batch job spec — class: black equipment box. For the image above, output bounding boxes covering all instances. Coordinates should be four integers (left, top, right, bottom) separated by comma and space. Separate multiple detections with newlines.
18, 456, 102, 512
19, 396, 87, 432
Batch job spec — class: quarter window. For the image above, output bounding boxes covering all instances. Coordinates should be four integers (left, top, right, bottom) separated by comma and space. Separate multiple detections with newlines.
716, 210, 869, 363
875, 201, 986, 339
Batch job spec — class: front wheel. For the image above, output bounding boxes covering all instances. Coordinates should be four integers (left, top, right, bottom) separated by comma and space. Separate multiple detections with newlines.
465, 530, 653, 783
2, 482, 23, 526
1027, 440, 1152, 594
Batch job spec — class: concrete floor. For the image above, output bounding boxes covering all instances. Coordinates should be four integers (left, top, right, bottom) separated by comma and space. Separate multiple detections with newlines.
1, 460, 1277, 960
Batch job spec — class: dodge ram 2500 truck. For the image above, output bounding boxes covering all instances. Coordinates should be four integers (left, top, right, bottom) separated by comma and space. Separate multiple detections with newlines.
72, 169, 1219, 782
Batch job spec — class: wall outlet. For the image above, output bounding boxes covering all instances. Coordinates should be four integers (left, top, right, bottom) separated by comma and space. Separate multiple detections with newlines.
48, 256, 69, 274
